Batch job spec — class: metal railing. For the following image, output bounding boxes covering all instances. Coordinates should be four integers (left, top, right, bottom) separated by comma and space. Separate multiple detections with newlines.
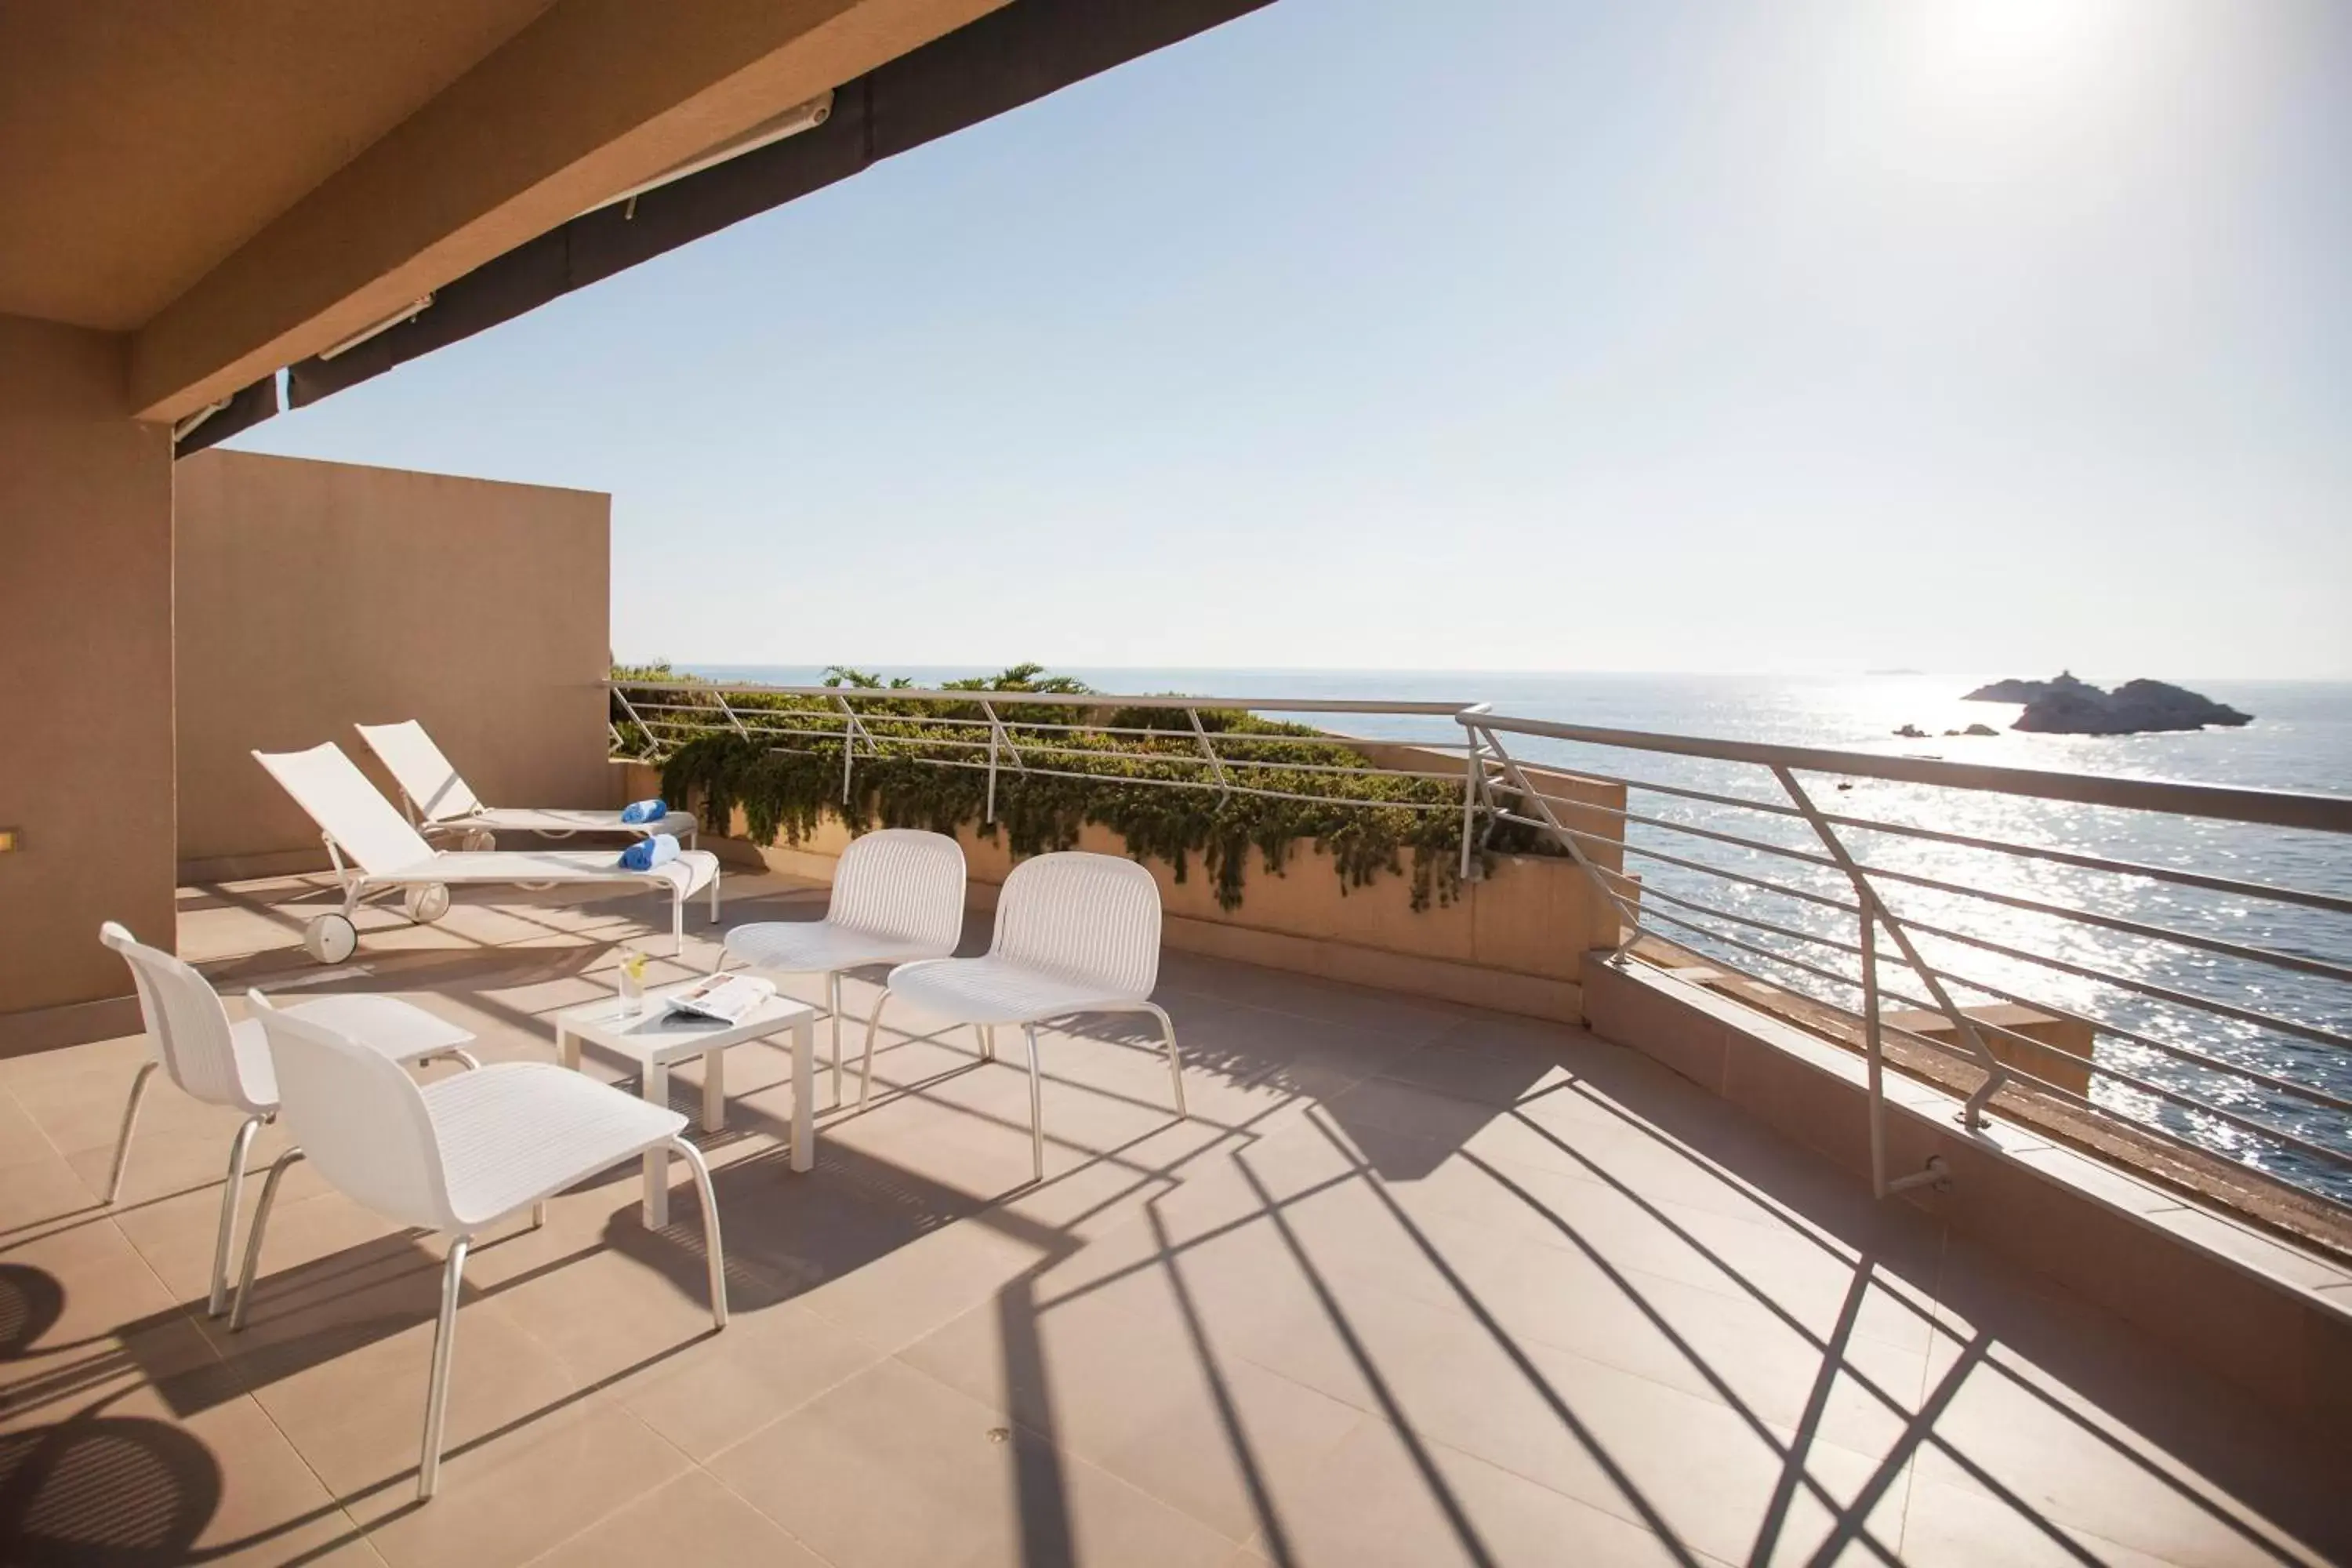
1457, 710, 2352, 1214
610, 677, 2352, 1217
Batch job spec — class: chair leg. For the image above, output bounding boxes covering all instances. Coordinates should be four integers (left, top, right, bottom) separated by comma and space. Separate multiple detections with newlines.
672, 889, 684, 956
445, 1048, 481, 1071
670, 1136, 729, 1330
857, 991, 891, 1111
1021, 1023, 1045, 1184
827, 972, 843, 1107
208, 1115, 264, 1317
1144, 1002, 1187, 1119
418, 1236, 471, 1501
982, 1025, 996, 1062
103, 1061, 158, 1205
228, 1149, 307, 1330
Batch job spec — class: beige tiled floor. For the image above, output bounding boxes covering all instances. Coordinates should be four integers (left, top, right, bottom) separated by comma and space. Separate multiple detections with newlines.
1, 870, 2343, 1566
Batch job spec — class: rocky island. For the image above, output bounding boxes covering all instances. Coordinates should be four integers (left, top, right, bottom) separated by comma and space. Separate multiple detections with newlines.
1960, 672, 2253, 735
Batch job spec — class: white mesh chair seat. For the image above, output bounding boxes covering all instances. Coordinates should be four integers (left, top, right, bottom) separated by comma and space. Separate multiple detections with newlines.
861, 852, 1185, 1180
725, 922, 944, 975
884, 956, 1128, 1026
234, 998, 728, 1502
252, 742, 720, 956
223, 995, 477, 1108
724, 829, 967, 1103
356, 720, 700, 846
419, 1063, 686, 1229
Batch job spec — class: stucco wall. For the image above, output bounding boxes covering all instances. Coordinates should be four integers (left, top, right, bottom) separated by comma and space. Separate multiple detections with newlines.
174, 450, 612, 879
0, 314, 176, 1044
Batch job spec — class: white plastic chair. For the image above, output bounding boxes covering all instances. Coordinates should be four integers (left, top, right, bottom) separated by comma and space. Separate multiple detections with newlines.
97, 922, 480, 1316
862, 852, 1185, 1180
232, 993, 728, 1501
724, 829, 967, 1104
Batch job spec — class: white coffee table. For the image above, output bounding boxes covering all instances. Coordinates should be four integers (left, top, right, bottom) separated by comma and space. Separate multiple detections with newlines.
554, 985, 820, 1227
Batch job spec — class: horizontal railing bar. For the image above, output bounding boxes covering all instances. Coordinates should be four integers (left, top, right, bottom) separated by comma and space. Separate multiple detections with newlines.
617, 680, 1476, 715
1518, 791, 1845, 872
1640, 909, 2352, 1174
1812, 808, 2352, 920
1631, 880, 1867, 959
1515, 781, 2352, 991
1904, 953, 2352, 1117
1490, 808, 1861, 915
1566, 818, 2352, 1115
1864, 866, 2352, 989
1576, 764, 2352, 918
736, 742, 1458, 815
1465, 713, 2352, 833
1887, 909, 2352, 1054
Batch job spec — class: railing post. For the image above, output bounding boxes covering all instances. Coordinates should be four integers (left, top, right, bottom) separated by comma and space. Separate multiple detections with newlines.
833, 695, 860, 805
610, 686, 659, 760
1468, 721, 1646, 958
1860, 912, 1888, 1197
714, 692, 749, 739
982, 699, 1001, 825
1459, 704, 1490, 884
1772, 765, 2009, 1131
1185, 707, 1231, 802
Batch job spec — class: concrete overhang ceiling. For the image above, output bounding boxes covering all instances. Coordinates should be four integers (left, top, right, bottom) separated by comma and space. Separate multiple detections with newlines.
0, 0, 1273, 447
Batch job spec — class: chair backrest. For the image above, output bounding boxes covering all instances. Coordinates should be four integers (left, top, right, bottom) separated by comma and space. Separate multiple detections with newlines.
248, 993, 456, 1232
354, 720, 482, 823
991, 852, 1162, 1001
252, 742, 437, 876
99, 923, 263, 1111
830, 829, 967, 955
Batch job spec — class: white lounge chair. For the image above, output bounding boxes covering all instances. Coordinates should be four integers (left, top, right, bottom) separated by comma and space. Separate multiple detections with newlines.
98, 922, 480, 1316
254, 742, 720, 963
355, 719, 699, 849
231, 993, 726, 1501
861, 851, 1185, 1181
724, 828, 967, 1105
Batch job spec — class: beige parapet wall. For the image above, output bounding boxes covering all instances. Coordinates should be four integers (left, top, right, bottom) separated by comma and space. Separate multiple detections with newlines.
176, 450, 613, 881
618, 760, 1632, 1022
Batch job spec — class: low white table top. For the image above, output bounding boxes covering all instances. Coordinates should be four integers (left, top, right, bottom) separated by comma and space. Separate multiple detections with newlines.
555, 985, 818, 1065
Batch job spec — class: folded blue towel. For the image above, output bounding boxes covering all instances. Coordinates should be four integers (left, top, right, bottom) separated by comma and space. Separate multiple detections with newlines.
619, 797, 669, 825
619, 833, 681, 872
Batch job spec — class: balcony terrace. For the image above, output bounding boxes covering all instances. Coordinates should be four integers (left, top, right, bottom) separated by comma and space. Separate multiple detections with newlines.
2, 861, 2343, 1566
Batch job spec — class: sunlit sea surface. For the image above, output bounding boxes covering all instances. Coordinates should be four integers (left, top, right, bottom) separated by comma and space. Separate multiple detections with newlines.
685, 666, 2352, 1203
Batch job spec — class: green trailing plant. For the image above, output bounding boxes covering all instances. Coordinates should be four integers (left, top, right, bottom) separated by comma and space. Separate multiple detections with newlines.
626, 664, 1563, 912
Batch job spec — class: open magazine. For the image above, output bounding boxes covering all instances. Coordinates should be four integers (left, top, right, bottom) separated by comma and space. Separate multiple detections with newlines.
663, 972, 777, 1026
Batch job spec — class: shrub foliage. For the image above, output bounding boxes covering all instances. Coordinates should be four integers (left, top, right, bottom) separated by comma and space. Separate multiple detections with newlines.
619, 664, 1558, 912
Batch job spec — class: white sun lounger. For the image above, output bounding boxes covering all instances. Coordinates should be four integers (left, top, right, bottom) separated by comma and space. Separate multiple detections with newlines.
355, 720, 699, 848
254, 742, 720, 962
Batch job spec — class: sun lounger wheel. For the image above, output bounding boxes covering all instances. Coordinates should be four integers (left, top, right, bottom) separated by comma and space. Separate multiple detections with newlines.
403, 884, 452, 924
303, 913, 358, 964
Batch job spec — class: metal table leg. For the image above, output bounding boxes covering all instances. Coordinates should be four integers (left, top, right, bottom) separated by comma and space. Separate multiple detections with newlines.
641, 1058, 670, 1229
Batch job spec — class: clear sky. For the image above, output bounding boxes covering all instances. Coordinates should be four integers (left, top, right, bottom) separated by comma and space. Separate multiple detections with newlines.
227, 0, 2352, 680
